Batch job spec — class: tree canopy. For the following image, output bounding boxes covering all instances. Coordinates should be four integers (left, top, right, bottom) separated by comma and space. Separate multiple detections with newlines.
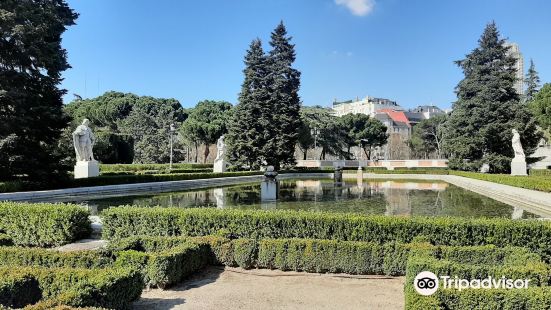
180, 100, 232, 163
339, 113, 388, 159
0, 0, 78, 180
410, 114, 446, 159
442, 22, 541, 172
524, 59, 540, 103
529, 83, 551, 138
65, 91, 187, 164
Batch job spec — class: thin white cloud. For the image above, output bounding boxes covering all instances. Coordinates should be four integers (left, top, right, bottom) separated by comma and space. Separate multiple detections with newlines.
335, 0, 375, 16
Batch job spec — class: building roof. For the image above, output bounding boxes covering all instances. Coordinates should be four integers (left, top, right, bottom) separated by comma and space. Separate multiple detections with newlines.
378, 109, 411, 127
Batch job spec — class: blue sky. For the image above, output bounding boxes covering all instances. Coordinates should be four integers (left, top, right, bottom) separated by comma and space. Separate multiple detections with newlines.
61, 0, 551, 110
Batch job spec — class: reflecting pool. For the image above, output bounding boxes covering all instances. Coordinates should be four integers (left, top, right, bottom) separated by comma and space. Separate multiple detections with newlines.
76, 178, 538, 219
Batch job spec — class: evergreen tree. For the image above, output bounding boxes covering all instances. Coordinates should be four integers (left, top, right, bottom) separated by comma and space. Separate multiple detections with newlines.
524, 59, 541, 102
264, 22, 302, 169
0, 0, 78, 180
443, 22, 541, 172
226, 39, 269, 170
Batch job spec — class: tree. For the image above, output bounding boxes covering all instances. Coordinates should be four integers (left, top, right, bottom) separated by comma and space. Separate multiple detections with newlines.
180, 100, 232, 163
64, 92, 187, 164
296, 119, 314, 160
226, 39, 269, 170
339, 113, 388, 159
529, 83, 551, 138
301, 106, 349, 160
524, 59, 540, 102
442, 22, 541, 172
0, 0, 78, 180
409, 114, 446, 159
264, 22, 302, 169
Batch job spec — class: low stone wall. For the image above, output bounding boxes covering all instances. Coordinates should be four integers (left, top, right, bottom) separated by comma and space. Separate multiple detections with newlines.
296, 159, 448, 169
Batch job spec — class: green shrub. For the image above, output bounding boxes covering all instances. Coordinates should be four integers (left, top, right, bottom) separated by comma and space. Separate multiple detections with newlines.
530, 169, 551, 176
404, 244, 550, 309
450, 170, 551, 192
0, 247, 112, 269
0, 266, 142, 309
100, 163, 212, 172
0, 203, 91, 247
101, 208, 551, 261
115, 242, 208, 289
0, 181, 24, 193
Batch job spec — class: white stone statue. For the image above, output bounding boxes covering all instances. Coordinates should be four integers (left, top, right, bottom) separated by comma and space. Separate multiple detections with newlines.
72, 119, 99, 178
73, 119, 96, 161
510, 129, 527, 176
511, 129, 525, 160
213, 135, 227, 173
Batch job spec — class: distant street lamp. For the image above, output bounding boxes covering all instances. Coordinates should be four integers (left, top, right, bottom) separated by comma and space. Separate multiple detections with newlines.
310, 127, 319, 159
169, 123, 176, 169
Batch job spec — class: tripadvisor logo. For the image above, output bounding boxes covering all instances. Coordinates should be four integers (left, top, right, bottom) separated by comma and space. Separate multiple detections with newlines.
413, 271, 531, 296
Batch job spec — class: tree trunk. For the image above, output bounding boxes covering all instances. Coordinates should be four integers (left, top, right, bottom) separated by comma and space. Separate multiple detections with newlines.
303, 149, 307, 160
194, 142, 198, 163
203, 143, 210, 164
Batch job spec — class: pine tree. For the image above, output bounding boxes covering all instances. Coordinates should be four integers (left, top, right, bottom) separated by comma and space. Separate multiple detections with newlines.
226, 39, 269, 170
0, 0, 78, 180
524, 59, 541, 102
443, 22, 541, 172
264, 22, 302, 169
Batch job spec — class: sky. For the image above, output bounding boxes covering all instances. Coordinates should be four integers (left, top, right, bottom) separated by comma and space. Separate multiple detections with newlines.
61, 0, 551, 110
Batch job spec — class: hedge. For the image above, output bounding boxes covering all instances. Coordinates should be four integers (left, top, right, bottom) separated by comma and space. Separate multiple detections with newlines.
101, 208, 551, 261
0, 203, 91, 247
405, 244, 550, 309
450, 170, 551, 192
100, 163, 213, 172
0, 246, 112, 269
530, 169, 551, 176
0, 266, 142, 309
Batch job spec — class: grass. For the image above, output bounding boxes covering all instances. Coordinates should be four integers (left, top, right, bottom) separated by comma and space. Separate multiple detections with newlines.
450, 170, 551, 192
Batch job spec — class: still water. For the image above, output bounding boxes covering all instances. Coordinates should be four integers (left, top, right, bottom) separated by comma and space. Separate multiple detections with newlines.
78, 179, 538, 219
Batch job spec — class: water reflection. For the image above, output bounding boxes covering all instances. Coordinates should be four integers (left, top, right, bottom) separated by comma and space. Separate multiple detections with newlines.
80, 179, 538, 219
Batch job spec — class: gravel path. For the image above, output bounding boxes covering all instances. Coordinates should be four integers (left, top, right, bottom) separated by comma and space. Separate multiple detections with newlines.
133, 266, 405, 310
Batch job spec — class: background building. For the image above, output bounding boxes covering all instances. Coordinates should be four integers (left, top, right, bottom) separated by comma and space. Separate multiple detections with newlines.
504, 42, 524, 96
332, 96, 402, 117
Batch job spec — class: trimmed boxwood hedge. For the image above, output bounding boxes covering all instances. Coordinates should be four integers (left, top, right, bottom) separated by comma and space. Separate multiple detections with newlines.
101, 208, 551, 261
0, 203, 91, 247
0, 266, 142, 309
405, 244, 551, 309
100, 163, 213, 172
0, 246, 112, 269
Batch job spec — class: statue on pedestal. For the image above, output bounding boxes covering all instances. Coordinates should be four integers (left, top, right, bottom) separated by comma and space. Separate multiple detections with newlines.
72, 119, 99, 178
213, 135, 227, 173
510, 129, 527, 176
73, 119, 96, 161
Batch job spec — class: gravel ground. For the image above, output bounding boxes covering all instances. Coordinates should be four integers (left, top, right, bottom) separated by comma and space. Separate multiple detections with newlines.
133, 266, 405, 310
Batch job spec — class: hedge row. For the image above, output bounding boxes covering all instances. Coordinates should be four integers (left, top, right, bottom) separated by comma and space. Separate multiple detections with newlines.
405, 244, 550, 310
451, 170, 551, 192
530, 169, 551, 176
0, 203, 91, 247
0, 246, 111, 269
101, 208, 551, 261
101, 168, 213, 176
0, 266, 142, 309
100, 163, 213, 172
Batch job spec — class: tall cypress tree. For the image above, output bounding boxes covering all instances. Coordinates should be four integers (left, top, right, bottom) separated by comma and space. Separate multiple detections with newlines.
524, 59, 541, 102
264, 22, 302, 169
226, 39, 269, 170
0, 0, 78, 180
443, 22, 541, 172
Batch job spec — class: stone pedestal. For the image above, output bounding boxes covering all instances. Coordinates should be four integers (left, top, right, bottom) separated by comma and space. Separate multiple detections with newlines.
511, 158, 527, 176
261, 168, 279, 201
74, 160, 99, 179
213, 160, 227, 173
